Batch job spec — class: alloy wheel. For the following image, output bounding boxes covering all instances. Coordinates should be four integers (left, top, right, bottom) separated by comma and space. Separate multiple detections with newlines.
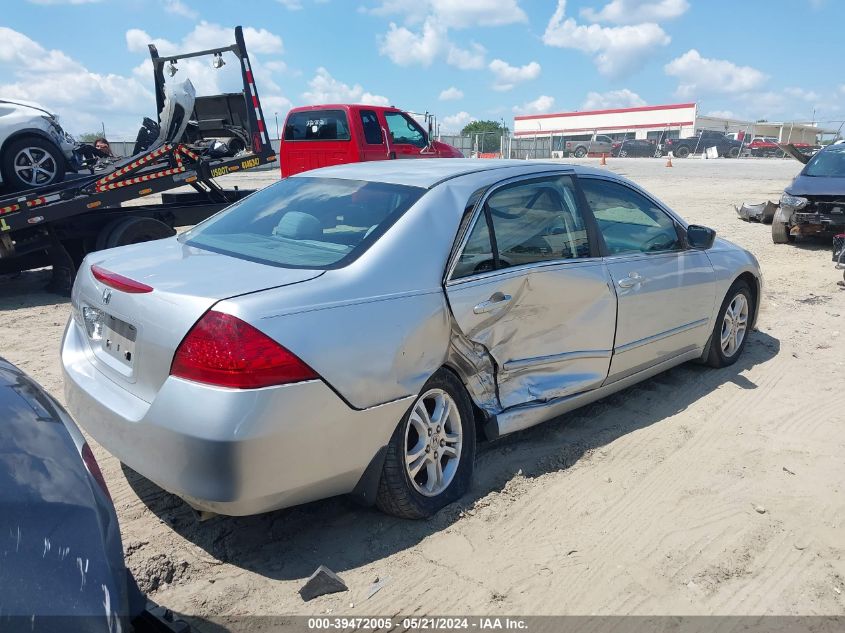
720, 293, 748, 357
14, 147, 58, 186
404, 388, 463, 497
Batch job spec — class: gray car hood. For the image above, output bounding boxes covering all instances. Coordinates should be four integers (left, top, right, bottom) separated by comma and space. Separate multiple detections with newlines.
786, 174, 845, 197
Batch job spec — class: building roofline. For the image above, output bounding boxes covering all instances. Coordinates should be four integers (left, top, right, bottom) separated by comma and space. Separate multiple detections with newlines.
514, 102, 697, 122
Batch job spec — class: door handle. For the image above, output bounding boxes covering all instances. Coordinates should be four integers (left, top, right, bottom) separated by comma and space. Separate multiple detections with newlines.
473, 292, 512, 314
617, 272, 643, 289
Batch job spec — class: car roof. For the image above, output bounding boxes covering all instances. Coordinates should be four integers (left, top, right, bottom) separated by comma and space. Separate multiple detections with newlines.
291, 159, 609, 189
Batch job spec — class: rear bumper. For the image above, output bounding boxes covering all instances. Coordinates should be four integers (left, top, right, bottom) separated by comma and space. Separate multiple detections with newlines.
61, 320, 413, 516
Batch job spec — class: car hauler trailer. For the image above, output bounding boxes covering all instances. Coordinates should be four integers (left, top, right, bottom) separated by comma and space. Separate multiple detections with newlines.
0, 26, 276, 293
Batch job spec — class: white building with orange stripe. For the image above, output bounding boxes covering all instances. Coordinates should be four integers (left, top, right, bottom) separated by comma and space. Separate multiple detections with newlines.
513, 102, 826, 146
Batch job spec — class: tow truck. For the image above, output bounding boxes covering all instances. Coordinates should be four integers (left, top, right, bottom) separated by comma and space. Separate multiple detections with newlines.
0, 26, 276, 293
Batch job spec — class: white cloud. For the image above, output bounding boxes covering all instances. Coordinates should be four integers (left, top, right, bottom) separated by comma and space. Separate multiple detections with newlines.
441, 111, 475, 133
277, 0, 303, 8
785, 86, 820, 102
162, 0, 196, 18
429, 0, 527, 28
302, 67, 389, 106
543, 0, 670, 77
446, 42, 486, 70
378, 18, 445, 66
581, 88, 646, 110
664, 49, 768, 98
489, 58, 540, 91
439, 86, 464, 101
0, 27, 151, 137
126, 22, 283, 56
372, 1, 522, 68
364, 0, 526, 28
581, 0, 689, 24
27, 0, 102, 3
704, 110, 737, 119
513, 95, 555, 115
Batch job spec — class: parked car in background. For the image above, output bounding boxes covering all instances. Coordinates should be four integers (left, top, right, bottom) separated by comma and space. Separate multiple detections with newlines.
661, 130, 742, 158
611, 138, 658, 158
773, 142, 845, 243
0, 99, 77, 191
552, 134, 614, 158
62, 159, 762, 520
279, 104, 463, 177
745, 137, 782, 157
0, 357, 145, 631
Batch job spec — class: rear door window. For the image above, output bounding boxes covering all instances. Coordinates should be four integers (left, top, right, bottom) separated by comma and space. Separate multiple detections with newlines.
359, 110, 384, 145
284, 109, 351, 141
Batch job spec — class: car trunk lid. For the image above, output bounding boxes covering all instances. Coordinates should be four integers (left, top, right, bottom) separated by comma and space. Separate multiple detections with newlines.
72, 237, 323, 403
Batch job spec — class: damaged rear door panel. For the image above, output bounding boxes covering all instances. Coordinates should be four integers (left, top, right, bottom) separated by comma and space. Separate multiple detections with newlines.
444, 173, 617, 411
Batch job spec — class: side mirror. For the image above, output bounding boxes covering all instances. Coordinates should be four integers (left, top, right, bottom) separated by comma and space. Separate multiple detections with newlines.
687, 224, 716, 249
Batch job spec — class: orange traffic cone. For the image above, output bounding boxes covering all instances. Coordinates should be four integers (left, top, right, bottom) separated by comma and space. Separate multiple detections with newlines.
665, 153, 673, 168
600, 153, 607, 166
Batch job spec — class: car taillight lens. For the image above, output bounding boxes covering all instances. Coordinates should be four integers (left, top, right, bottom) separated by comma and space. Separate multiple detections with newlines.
170, 310, 319, 389
81, 442, 111, 501
91, 265, 153, 294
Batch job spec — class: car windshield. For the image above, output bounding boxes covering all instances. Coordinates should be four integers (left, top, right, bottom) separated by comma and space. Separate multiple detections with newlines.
804, 145, 845, 177
181, 177, 425, 269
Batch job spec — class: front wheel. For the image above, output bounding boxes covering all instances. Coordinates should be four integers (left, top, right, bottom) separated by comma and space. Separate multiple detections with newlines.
771, 221, 792, 244
705, 281, 753, 368
376, 369, 476, 519
675, 146, 691, 158
728, 146, 741, 158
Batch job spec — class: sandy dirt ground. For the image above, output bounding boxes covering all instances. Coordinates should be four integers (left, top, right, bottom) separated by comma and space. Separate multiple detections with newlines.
1, 158, 843, 626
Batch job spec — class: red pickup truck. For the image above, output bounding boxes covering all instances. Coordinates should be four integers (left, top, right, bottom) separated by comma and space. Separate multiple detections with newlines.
279, 104, 463, 177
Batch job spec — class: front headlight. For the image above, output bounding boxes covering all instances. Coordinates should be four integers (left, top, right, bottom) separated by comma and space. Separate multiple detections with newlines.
780, 193, 808, 209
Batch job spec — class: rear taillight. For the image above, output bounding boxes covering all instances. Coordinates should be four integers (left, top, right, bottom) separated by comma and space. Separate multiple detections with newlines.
81, 442, 111, 501
91, 265, 153, 294
170, 310, 319, 389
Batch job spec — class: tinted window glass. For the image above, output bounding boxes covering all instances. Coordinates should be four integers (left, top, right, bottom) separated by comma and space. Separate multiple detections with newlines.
452, 213, 495, 279
486, 175, 590, 267
182, 178, 424, 269
284, 109, 350, 141
804, 145, 845, 177
384, 112, 426, 147
359, 110, 384, 145
580, 178, 681, 255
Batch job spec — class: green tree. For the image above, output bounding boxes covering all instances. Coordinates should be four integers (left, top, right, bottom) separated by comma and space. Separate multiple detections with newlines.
460, 120, 509, 153
78, 132, 103, 142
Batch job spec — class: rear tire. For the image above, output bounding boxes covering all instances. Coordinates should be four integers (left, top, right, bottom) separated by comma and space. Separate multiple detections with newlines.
771, 221, 792, 244
376, 369, 476, 519
705, 280, 753, 368
102, 217, 175, 249
574, 146, 587, 158
728, 146, 741, 158
675, 146, 691, 158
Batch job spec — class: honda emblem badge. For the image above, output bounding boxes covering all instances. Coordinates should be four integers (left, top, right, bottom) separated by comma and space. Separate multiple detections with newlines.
102, 288, 112, 305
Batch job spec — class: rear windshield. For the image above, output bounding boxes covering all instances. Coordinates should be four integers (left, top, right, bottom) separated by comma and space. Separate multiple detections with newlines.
284, 109, 350, 141
181, 177, 425, 269
804, 145, 845, 177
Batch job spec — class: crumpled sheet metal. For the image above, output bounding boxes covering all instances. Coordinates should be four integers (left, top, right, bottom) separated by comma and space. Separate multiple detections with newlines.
735, 200, 778, 223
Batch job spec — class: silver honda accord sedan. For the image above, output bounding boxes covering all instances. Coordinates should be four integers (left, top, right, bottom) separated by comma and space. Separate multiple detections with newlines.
62, 159, 762, 518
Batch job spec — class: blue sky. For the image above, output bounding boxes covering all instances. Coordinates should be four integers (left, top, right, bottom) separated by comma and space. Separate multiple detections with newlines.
2, 0, 842, 138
